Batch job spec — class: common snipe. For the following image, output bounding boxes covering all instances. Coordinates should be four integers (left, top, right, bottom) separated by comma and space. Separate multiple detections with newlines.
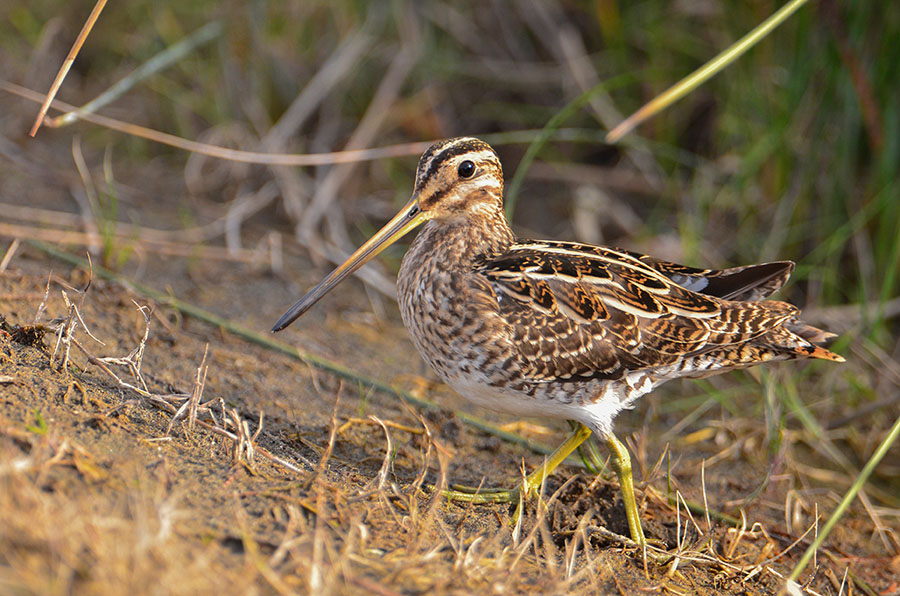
273, 137, 844, 545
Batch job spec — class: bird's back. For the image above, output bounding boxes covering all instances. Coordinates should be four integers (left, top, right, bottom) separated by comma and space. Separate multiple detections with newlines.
477, 240, 843, 389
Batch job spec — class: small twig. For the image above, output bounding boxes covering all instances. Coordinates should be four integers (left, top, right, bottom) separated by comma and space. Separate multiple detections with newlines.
95, 303, 151, 392
368, 416, 393, 494
227, 407, 256, 466
52, 290, 79, 370
674, 490, 704, 537
72, 337, 150, 397
33, 273, 51, 326
188, 344, 209, 432
166, 343, 208, 435
252, 411, 264, 444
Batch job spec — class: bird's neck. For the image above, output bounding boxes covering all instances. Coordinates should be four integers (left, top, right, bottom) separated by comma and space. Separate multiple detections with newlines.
406, 206, 515, 271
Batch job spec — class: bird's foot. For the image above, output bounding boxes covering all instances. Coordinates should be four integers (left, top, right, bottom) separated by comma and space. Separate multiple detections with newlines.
437, 483, 523, 504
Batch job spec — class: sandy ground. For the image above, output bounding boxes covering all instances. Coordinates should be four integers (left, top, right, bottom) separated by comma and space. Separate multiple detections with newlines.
1, 232, 896, 595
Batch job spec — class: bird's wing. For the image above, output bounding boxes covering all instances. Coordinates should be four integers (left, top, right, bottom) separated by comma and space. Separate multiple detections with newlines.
477, 241, 797, 382
629, 250, 794, 301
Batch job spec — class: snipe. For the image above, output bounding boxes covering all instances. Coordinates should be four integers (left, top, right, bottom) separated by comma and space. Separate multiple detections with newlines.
273, 137, 843, 545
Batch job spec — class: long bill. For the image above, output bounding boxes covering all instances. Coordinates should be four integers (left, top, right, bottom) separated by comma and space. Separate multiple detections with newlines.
272, 196, 429, 332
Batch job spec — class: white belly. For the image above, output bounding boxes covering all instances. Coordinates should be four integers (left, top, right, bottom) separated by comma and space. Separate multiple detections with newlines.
442, 371, 653, 437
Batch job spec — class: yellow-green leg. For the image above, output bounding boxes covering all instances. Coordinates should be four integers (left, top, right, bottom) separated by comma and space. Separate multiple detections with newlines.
442, 423, 592, 503
605, 433, 645, 546
522, 422, 593, 497
439, 424, 646, 546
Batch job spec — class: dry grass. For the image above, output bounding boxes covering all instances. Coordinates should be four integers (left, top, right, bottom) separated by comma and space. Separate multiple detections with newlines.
0, 448, 254, 596
1, 261, 894, 595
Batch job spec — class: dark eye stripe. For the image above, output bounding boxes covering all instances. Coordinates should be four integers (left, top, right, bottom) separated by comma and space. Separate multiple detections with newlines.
421, 139, 492, 185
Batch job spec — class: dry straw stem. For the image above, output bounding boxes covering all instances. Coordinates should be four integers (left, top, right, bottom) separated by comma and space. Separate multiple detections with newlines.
226, 407, 263, 467
4, 81, 433, 167
49, 21, 223, 129
606, 0, 810, 142
166, 344, 209, 436
50, 263, 102, 372
297, 42, 418, 245
0, 239, 20, 273
9, 79, 637, 173
29, 0, 108, 136
0, 221, 265, 265
1, 179, 284, 264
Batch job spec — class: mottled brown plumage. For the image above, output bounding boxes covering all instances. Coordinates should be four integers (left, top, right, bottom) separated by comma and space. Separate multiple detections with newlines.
274, 137, 844, 545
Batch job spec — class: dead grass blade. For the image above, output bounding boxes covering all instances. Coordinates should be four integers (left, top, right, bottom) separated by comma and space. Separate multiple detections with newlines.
261, 27, 373, 150
298, 42, 418, 247
226, 407, 262, 467
49, 21, 223, 129
0, 221, 265, 264
606, 0, 809, 142
5, 79, 431, 167
29, 0, 108, 136
0, 238, 20, 272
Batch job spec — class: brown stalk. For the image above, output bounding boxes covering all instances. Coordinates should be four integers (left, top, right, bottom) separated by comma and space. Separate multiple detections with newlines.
5, 80, 431, 167
29, 0, 108, 137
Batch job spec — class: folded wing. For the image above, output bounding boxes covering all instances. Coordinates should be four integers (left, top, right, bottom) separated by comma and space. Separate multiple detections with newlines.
478, 241, 831, 383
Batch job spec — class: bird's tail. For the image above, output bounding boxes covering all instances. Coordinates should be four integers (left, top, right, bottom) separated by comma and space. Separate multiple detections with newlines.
779, 319, 845, 362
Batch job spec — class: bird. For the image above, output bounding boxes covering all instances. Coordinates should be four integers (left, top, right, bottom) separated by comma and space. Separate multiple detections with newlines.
273, 137, 844, 546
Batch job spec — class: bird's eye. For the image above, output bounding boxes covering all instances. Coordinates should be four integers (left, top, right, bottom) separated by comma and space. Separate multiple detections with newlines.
457, 160, 476, 178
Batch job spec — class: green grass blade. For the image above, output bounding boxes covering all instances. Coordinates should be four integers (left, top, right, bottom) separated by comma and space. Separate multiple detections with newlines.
52, 21, 223, 128
786, 410, 900, 585
606, 0, 809, 142
504, 74, 633, 219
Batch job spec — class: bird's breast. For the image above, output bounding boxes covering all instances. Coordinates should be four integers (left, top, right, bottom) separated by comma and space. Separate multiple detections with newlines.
397, 240, 520, 391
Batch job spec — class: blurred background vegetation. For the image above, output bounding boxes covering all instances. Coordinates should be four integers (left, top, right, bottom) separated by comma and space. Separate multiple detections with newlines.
2, 0, 898, 490
5, 1, 897, 310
